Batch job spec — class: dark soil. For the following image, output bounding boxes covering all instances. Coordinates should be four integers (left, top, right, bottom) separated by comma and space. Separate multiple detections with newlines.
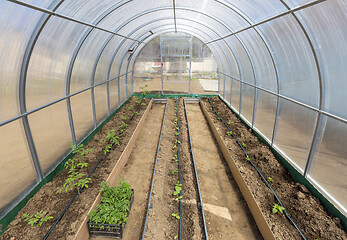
202, 97, 347, 240
1, 97, 149, 240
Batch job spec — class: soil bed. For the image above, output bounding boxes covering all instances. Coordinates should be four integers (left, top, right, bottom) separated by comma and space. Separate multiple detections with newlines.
202, 96, 347, 240
1, 97, 150, 240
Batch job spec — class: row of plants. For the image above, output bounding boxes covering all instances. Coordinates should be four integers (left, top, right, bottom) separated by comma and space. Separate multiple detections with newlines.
171, 98, 182, 240
20, 98, 144, 231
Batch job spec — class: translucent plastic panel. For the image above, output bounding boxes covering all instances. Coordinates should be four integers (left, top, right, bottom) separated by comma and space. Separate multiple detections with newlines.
127, 73, 132, 97
29, 101, 72, 175
110, 39, 135, 77
163, 56, 189, 73
237, 29, 277, 90
109, 79, 118, 111
70, 91, 94, 142
282, 0, 313, 8
71, 30, 111, 94
138, 36, 160, 58
19, 0, 55, 8
258, 15, 319, 107
225, 0, 286, 23
0, 2, 44, 121
219, 75, 224, 97
274, 99, 318, 172
297, 0, 347, 119
56, 0, 121, 23
119, 76, 127, 104
225, 36, 254, 82
231, 79, 241, 113
224, 76, 231, 105
176, 0, 250, 33
94, 84, 108, 124
254, 90, 277, 141
163, 82, 189, 94
26, 17, 89, 111
0, 120, 37, 212
95, 36, 122, 84
308, 116, 347, 213
240, 84, 255, 122
162, 35, 190, 56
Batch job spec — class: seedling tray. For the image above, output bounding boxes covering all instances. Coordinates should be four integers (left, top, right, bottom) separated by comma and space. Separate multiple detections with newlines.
87, 189, 134, 239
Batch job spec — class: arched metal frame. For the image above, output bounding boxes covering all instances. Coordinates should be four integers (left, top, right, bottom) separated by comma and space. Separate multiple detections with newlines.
3, 0, 346, 217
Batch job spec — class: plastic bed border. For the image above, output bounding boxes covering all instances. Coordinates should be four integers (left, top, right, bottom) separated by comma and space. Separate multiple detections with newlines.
217, 96, 347, 232
0, 96, 137, 236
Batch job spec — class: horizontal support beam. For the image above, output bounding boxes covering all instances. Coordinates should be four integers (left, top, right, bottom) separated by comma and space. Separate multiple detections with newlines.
218, 71, 347, 125
0, 72, 132, 128
206, 0, 326, 44
6, 0, 143, 43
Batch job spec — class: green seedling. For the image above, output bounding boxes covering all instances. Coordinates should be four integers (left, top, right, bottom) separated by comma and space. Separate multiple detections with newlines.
209, 108, 212, 111
175, 132, 179, 136
135, 97, 142, 104
173, 181, 182, 196
176, 126, 179, 131
171, 169, 178, 174
228, 121, 233, 125
119, 121, 128, 129
57, 143, 93, 194
175, 196, 183, 201
171, 213, 180, 220
206, 99, 209, 102
135, 111, 139, 115
100, 130, 120, 155
217, 117, 221, 121
272, 204, 285, 214
23, 211, 53, 227
174, 235, 178, 239
120, 115, 127, 120
267, 177, 274, 183
245, 155, 250, 161
141, 103, 146, 106
128, 105, 134, 110
88, 179, 132, 226
175, 140, 181, 144
217, 112, 220, 115
227, 131, 233, 136
140, 85, 150, 97
172, 145, 177, 150
213, 102, 215, 105
241, 142, 247, 148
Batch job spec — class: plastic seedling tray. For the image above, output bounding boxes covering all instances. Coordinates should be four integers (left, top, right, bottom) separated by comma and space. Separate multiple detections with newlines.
87, 189, 134, 239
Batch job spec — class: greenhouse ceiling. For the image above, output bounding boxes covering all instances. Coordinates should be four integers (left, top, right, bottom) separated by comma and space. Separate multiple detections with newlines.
0, 0, 346, 230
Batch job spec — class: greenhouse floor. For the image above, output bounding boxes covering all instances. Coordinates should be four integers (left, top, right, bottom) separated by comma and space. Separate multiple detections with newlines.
1, 97, 346, 240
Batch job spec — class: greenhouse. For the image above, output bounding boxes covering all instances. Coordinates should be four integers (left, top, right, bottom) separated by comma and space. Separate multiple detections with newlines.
0, 0, 346, 239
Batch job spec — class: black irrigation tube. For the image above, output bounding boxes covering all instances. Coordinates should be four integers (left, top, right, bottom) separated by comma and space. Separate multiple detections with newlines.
183, 99, 209, 240
175, 98, 183, 240
141, 99, 168, 240
207, 97, 307, 240
43, 98, 144, 240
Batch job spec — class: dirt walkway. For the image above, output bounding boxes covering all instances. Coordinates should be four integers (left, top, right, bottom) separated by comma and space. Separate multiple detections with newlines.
185, 103, 263, 240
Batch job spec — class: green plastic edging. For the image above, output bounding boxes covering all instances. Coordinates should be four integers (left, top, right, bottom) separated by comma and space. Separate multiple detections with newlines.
0, 97, 133, 236
218, 96, 347, 231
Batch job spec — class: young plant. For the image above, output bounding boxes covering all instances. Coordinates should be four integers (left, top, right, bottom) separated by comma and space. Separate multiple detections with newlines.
135, 97, 142, 104
171, 213, 180, 220
242, 142, 247, 148
209, 107, 212, 111
23, 211, 53, 227
175, 140, 181, 145
172, 155, 178, 162
245, 155, 250, 161
140, 84, 150, 97
267, 177, 274, 183
175, 196, 183, 201
173, 181, 182, 196
128, 105, 134, 110
57, 143, 93, 194
272, 204, 285, 214
172, 145, 177, 150
119, 121, 128, 129
100, 130, 120, 155
228, 121, 233, 125
171, 169, 178, 175
227, 131, 233, 136
174, 235, 178, 239
120, 115, 127, 120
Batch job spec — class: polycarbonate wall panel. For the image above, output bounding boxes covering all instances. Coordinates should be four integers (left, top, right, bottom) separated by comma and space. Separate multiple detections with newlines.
28, 100, 72, 175
258, 15, 319, 107
297, 0, 347, 119
127, 73, 132, 97
119, 76, 127, 103
231, 80, 241, 113
254, 90, 277, 141
19, 0, 55, 8
70, 91, 94, 142
0, 2, 44, 121
308, 116, 347, 213
224, 76, 231, 105
94, 84, 108, 124
26, 17, 89, 111
237, 29, 277, 90
0, 120, 37, 212
95, 36, 122, 84
109, 79, 119, 111
274, 99, 318, 172
71, 30, 111, 94
240, 84, 255, 123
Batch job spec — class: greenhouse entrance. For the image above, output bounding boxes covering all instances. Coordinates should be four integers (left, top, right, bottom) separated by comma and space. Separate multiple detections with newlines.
134, 33, 219, 95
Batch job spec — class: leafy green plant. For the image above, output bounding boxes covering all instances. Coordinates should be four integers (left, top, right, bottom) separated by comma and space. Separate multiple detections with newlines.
228, 121, 233, 125
174, 235, 178, 239
140, 85, 150, 97
175, 140, 181, 144
227, 131, 233, 136
245, 155, 250, 161
120, 115, 127, 120
172, 145, 177, 150
128, 105, 134, 110
57, 143, 93, 193
119, 121, 128, 129
100, 129, 120, 155
171, 169, 178, 175
173, 181, 182, 196
175, 196, 182, 201
88, 179, 132, 226
135, 97, 142, 104
172, 155, 178, 162
23, 211, 53, 227
272, 204, 285, 214
171, 213, 180, 220
209, 108, 212, 111
242, 142, 247, 148
267, 177, 274, 183
217, 117, 221, 121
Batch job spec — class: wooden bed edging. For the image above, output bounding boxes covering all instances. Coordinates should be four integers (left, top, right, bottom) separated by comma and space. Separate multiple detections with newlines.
199, 101, 276, 240
74, 100, 153, 240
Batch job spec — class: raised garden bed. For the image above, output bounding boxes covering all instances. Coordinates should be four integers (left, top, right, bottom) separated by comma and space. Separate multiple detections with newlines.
1, 97, 150, 240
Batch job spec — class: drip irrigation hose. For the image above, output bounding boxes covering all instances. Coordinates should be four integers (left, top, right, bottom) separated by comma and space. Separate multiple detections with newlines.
175, 98, 182, 240
207, 97, 307, 240
141, 99, 168, 240
183, 99, 209, 239
43, 98, 144, 240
